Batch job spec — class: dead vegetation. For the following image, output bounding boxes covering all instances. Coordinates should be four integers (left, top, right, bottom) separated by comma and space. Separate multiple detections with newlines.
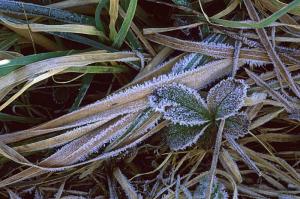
0, 0, 300, 198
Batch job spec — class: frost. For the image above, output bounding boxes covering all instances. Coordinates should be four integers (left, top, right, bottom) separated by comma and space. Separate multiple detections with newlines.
223, 113, 249, 139
244, 59, 267, 67
34, 189, 43, 199
69, 58, 231, 128
193, 176, 228, 199
207, 78, 248, 119
279, 194, 297, 199
225, 134, 261, 176
69, 99, 147, 128
149, 83, 209, 126
167, 123, 209, 151
171, 53, 204, 74
171, 33, 229, 74
172, 0, 190, 6
7, 189, 22, 199
244, 92, 267, 106
65, 114, 134, 164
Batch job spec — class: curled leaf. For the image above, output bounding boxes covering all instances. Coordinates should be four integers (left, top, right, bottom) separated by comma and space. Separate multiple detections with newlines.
167, 123, 209, 151
207, 78, 248, 119
149, 83, 209, 126
223, 113, 250, 139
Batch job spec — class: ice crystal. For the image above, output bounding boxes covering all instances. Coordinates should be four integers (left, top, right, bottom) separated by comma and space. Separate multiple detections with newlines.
223, 113, 249, 139
66, 114, 134, 164
193, 176, 228, 199
149, 83, 209, 126
171, 53, 204, 74
148, 78, 261, 175
7, 189, 22, 199
167, 123, 208, 150
225, 134, 261, 176
172, 0, 190, 6
207, 78, 248, 119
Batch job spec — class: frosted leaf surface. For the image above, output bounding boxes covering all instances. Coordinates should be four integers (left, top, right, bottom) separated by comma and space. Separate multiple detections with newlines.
223, 113, 249, 139
167, 123, 208, 151
149, 83, 209, 126
172, 0, 190, 6
207, 78, 248, 119
193, 176, 228, 199
172, 53, 204, 74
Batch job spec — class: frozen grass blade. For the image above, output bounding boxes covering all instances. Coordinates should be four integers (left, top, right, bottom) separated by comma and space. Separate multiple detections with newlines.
205, 119, 225, 199
145, 33, 295, 65
0, 0, 95, 25
243, 0, 300, 99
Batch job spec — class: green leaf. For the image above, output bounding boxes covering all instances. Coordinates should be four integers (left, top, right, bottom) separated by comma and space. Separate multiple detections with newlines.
207, 78, 248, 119
167, 123, 209, 151
0, 51, 72, 76
95, 0, 108, 32
112, 0, 137, 48
149, 83, 209, 126
199, 0, 300, 29
223, 113, 250, 139
63, 65, 128, 74
69, 74, 94, 112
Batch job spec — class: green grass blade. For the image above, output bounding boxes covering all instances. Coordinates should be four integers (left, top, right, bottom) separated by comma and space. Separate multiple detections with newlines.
95, 0, 109, 32
64, 65, 128, 74
197, 0, 300, 29
69, 74, 94, 112
112, 0, 138, 48
0, 51, 73, 76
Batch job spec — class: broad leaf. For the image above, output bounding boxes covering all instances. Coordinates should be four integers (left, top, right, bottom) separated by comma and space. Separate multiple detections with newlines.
167, 123, 209, 151
223, 113, 249, 139
149, 83, 209, 126
207, 78, 248, 119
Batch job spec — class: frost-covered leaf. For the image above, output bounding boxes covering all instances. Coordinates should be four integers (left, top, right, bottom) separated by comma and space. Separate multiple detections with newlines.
167, 123, 209, 151
223, 113, 249, 139
171, 34, 228, 74
149, 83, 209, 126
193, 176, 228, 199
207, 78, 248, 119
172, 53, 204, 74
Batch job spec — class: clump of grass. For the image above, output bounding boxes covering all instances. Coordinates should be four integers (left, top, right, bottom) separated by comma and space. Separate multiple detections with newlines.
0, 0, 299, 198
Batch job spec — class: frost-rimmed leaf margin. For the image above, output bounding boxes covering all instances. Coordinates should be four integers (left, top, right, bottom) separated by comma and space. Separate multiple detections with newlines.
223, 113, 249, 139
167, 123, 210, 151
149, 83, 210, 126
207, 78, 248, 119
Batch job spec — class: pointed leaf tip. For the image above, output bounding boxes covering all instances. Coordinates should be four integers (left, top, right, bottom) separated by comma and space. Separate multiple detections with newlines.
149, 83, 209, 126
207, 78, 248, 119
167, 123, 209, 151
